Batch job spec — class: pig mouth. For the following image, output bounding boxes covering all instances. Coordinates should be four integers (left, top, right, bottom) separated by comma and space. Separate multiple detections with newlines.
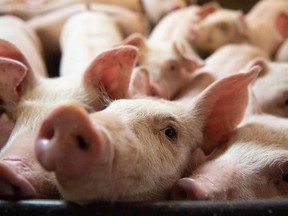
0, 158, 36, 199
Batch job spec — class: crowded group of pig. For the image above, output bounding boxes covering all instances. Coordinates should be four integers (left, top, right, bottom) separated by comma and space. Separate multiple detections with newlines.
0, 0, 288, 205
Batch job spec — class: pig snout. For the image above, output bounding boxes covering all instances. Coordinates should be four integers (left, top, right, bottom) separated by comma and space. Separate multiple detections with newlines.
0, 160, 36, 199
170, 178, 211, 200
35, 104, 106, 178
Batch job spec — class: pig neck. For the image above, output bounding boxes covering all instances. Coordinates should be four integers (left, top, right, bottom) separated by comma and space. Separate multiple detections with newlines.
214, 115, 288, 168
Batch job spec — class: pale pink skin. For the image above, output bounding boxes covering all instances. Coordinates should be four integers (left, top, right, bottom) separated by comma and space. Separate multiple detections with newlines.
0, 39, 137, 199
170, 114, 288, 200
34, 68, 259, 205
275, 38, 288, 62
174, 43, 268, 102
123, 33, 204, 100
199, 43, 269, 80
252, 62, 288, 118
28, 3, 148, 60
246, 0, 288, 57
141, 0, 186, 26
0, 15, 47, 77
0, 0, 142, 20
149, 3, 248, 56
59, 11, 123, 76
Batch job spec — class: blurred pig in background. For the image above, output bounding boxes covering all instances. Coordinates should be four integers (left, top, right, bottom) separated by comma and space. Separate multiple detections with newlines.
245, 0, 288, 57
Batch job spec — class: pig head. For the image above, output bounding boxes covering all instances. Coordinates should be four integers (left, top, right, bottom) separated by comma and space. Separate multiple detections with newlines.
0, 39, 137, 199
34, 67, 259, 204
170, 114, 288, 200
123, 33, 204, 99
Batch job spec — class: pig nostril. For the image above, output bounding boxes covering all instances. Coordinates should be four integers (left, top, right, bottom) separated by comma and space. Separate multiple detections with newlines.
76, 135, 89, 150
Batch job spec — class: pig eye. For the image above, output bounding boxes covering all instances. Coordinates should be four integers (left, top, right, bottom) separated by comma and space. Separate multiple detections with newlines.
282, 173, 288, 182
284, 99, 288, 106
163, 126, 177, 141
217, 22, 230, 33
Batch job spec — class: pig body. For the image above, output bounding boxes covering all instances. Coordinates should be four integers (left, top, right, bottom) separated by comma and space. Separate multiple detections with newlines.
28, 3, 148, 61
252, 62, 288, 118
246, 0, 288, 57
34, 68, 259, 204
59, 11, 122, 76
170, 114, 288, 200
149, 3, 248, 57
0, 39, 137, 199
174, 43, 268, 101
0, 16, 47, 77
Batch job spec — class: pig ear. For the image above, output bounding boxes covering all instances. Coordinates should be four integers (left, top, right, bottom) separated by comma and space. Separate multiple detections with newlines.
173, 40, 204, 71
192, 66, 260, 155
0, 57, 28, 112
276, 12, 288, 39
128, 66, 162, 98
197, 2, 220, 19
83, 45, 138, 99
235, 11, 248, 39
122, 33, 146, 49
242, 57, 269, 77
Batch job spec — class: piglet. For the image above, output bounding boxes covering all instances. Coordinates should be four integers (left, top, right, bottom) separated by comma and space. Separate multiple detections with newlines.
34, 67, 259, 204
149, 2, 248, 57
0, 15, 47, 77
170, 113, 288, 200
245, 0, 288, 57
123, 33, 203, 99
59, 11, 123, 76
252, 62, 288, 118
0, 39, 137, 199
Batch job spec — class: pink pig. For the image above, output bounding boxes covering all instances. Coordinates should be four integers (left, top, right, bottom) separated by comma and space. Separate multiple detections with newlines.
245, 0, 288, 57
149, 2, 248, 57
34, 67, 259, 204
123, 33, 204, 99
0, 39, 137, 199
59, 11, 123, 76
28, 3, 148, 62
252, 62, 288, 118
170, 112, 288, 200
0, 15, 47, 77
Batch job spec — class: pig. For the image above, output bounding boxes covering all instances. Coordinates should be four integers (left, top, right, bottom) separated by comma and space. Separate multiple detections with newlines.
245, 0, 288, 57
34, 67, 260, 204
0, 39, 137, 199
27, 3, 148, 62
0, 15, 47, 77
252, 62, 288, 118
123, 33, 204, 99
198, 43, 269, 80
0, 114, 14, 150
59, 11, 123, 76
170, 113, 288, 200
148, 2, 248, 57
0, 0, 142, 20
140, 0, 186, 26
173, 43, 269, 101
0, 0, 185, 24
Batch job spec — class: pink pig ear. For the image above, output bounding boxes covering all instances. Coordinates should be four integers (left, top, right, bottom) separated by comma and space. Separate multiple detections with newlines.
83, 45, 138, 99
122, 32, 146, 49
197, 2, 220, 19
242, 57, 269, 77
192, 66, 261, 155
173, 40, 204, 71
0, 57, 28, 113
128, 66, 162, 98
276, 12, 288, 39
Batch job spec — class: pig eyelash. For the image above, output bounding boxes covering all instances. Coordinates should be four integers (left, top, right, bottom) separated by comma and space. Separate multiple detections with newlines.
282, 173, 288, 183
161, 126, 178, 142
